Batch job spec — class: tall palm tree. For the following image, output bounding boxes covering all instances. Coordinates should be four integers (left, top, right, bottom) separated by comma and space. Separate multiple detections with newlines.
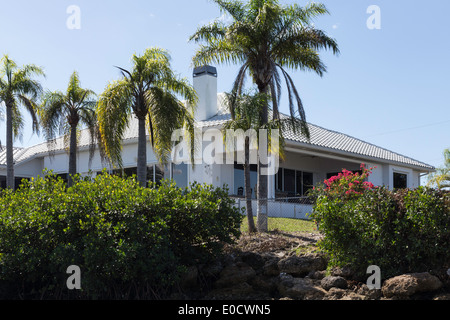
40, 71, 98, 187
0, 55, 45, 189
427, 148, 450, 190
224, 90, 302, 232
223, 91, 267, 233
97, 47, 197, 186
190, 0, 339, 231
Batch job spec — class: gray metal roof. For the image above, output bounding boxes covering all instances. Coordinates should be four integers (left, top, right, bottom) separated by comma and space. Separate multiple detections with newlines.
197, 111, 435, 171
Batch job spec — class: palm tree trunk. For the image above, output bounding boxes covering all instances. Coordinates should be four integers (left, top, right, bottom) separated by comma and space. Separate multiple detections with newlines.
257, 85, 269, 232
6, 103, 14, 189
137, 116, 147, 187
68, 124, 78, 187
244, 136, 257, 233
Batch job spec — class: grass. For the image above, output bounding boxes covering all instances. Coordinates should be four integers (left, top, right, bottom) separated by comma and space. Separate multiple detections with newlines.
240, 216, 316, 234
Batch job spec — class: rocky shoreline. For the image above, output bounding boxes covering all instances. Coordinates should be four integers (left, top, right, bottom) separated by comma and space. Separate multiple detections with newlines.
176, 231, 450, 300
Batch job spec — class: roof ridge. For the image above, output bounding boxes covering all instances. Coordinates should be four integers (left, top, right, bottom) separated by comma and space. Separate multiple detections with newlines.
201, 110, 434, 170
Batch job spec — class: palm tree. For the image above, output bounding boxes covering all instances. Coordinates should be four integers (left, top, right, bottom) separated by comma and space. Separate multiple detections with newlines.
97, 47, 197, 186
223, 91, 267, 233
0, 55, 45, 189
190, 0, 339, 231
427, 148, 450, 190
40, 71, 98, 187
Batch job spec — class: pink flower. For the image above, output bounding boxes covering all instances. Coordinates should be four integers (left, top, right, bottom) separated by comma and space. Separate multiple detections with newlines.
342, 169, 352, 177
363, 181, 374, 189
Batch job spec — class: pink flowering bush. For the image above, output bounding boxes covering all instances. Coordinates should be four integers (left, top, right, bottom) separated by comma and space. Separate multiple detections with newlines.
309, 164, 450, 279
312, 163, 376, 199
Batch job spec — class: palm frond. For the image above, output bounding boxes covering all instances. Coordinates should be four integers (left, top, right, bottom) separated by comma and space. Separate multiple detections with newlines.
213, 0, 246, 22
17, 94, 40, 134
97, 79, 133, 168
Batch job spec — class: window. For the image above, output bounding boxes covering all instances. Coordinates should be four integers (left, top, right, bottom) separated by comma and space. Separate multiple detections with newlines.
296, 171, 302, 196
274, 168, 313, 197
302, 172, 314, 195
393, 172, 407, 189
233, 163, 257, 198
275, 170, 283, 191
97, 165, 165, 187
283, 169, 296, 195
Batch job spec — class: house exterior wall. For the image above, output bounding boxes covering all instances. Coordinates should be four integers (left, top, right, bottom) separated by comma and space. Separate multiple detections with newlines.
9, 138, 425, 195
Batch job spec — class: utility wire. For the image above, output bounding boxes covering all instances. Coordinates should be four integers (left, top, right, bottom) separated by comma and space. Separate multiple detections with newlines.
363, 119, 450, 138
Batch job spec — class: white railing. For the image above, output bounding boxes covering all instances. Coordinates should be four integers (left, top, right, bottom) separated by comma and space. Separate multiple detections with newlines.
231, 196, 314, 220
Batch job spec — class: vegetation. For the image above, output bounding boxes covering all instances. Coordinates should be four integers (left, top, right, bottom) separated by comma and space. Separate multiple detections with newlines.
40, 71, 99, 186
0, 55, 45, 189
222, 91, 269, 233
0, 171, 242, 299
427, 148, 450, 190
310, 165, 450, 279
96, 47, 197, 186
190, 0, 339, 231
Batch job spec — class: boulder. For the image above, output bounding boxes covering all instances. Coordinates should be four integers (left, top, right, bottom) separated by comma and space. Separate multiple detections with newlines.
330, 265, 354, 278
278, 253, 327, 277
214, 262, 256, 288
320, 276, 348, 290
382, 272, 443, 298
356, 284, 382, 300
263, 258, 280, 276
324, 287, 347, 300
240, 252, 265, 271
433, 293, 450, 300
339, 292, 366, 300
278, 274, 327, 300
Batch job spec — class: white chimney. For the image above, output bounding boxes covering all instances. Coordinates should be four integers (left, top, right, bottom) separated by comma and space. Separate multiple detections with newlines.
193, 66, 218, 121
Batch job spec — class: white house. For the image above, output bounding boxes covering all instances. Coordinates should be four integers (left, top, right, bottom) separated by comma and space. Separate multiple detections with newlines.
0, 66, 435, 218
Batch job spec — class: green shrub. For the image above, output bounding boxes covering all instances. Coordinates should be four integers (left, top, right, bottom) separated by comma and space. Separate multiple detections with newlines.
0, 171, 242, 299
310, 165, 450, 279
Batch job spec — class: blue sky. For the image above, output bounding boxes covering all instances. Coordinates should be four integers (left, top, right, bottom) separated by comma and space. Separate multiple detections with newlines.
0, 0, 449, 174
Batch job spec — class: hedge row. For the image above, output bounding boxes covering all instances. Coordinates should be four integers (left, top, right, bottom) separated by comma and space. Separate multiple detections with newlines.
0, 171, 243, 299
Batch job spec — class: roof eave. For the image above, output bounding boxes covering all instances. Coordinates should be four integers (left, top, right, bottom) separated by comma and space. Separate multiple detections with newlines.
285, 140, 435, 173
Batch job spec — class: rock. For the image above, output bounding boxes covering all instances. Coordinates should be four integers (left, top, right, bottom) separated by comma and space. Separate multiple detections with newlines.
250, 275, 278, 293
433, 293, 450, 300
382, 272, 443, 298
278, 276, 327, 300
206, 282, 256, 300
324, 287, 347, 300
308, 270, 326, 280
330, 266, 354, 278
357, 284, 382, 300
339, 292, 366, 300
214, 262, 256, 288
240, 252, 265, 271
278, 273, 295, 288
263, 257, 280, 276
320, 276, 348, 290
278, 253, 327, 277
